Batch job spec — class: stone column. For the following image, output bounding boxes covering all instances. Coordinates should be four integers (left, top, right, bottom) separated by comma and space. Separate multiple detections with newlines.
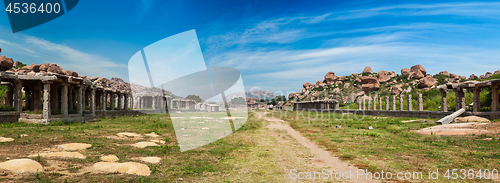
455, 88, 466, 110
441, 90, 448, 112
368, 98, 371, 110
473, 88, 481, 112
118, 93, 123, 110
418, 94, 423, 111
68, 86, 73, 111
82, 87, 86, 110
491, 85, 499, 112
363, 98, 366, 110
102, 91, 107, 111
123, 93, 128, 110
408, 94, 412, 111
25, 86, 31, 111
379, 97, 382, 110
4, 84, 13, 107
33, 84, 43, 111
399, 94, 404, 111
152, 96, 156, 109
385, 96, 389, 110
77, 85, 82, 114
358, 99, 362, 110
110, 92, 115, 110
392, 95, 396, 111
90, 87, 95, 114
42, 82, 51, 120
13, 80, 23, 112
61, 84, 69, 117
373, 96, 377, 110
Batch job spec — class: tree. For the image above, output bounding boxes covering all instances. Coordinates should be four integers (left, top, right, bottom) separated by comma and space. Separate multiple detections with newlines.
230, 97, 246, 105
185, 94, 203, 103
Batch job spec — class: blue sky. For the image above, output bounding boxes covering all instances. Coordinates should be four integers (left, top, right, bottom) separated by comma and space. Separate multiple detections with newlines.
1, 0, 500, 95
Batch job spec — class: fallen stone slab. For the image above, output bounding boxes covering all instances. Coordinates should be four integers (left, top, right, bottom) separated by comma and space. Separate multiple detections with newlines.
117, 132, 143, 138
415, 122, 489, 136
136, 157, 161, 164
91, 162, 150, 176
437, 108, 465, 125
100, 155, 119, 162
131, 142, 159, 148
56, 143, 92, 151
0, 159, 43, 173
455, 116, 490, 123
0, 137, 14, 142
149, 139, 166, 144
30, 151, 86, 159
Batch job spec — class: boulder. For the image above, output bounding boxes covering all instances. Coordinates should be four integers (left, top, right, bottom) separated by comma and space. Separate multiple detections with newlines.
90, 76, 99, 81
409, 70, 425, 80
454, 116, 490, 123
390, 85, 403, 95
66, 70, 78, 77
323, 71, 337, 85
46, 64, 68, 75
336, 76, 347, 82
388, 71, 396, 77
362, 66, 373, 74
460, 76, 466, 80
485, 72, 493, 78
288, 92, 299, 99
469, 74, 478, 80
95, 78, 111, 87
0, 56, 14, 71
303, 82, 312, 89
494, 70, 500, 75
351, 73, 358, 77
401, 68, 410, 76
21, 63, 40, 72
38, 63, 50, 71
439, 71, 449, 76
418, 76, 438, 88
344, 82, 351, 89
410, 64, 426, 75
13, 61, 19, 68
361, 76, 380, 93
378, 71, 390, 83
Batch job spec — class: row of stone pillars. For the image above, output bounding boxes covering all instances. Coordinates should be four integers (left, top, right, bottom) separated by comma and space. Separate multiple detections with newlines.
358, 94, 424, 111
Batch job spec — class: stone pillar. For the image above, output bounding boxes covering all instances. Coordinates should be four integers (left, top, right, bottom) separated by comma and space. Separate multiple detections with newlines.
385, 96, 389, 110
455, 88, 466, 110
368, 98, 371, 110
90, 87, 95, 114
408, 94, 412, 111
473, 88, 481, 112
123, 93, 128, 110
152, 96, 156, 109
392, 95, 396, 111
42, 82, 51, 120
492, 85, 499, 112
373, 96, 377, 110
441, 90, 448, 112
358, 99, 362, 110
68, 86, 73, 111
33, 84, 43, 111
399, 94, 404, 111
82, 87, 86, 110
4, 84, 13, 107
418, 94, 423, 111
13, 80, 23, 112
110, 92, 115, 110
118, 93, 123, 110
102, 91, 107, 111
77, 85, 82, 114
61, 84, 69, 117
379, 97, 382, 110
24, 86, 31, 111
363, 98, 366, 110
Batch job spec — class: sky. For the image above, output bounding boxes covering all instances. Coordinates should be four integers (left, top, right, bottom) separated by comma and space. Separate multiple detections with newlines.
0, 0, 500, 96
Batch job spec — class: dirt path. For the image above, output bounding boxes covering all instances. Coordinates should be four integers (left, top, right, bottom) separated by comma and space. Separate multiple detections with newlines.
258, 112, 377, 183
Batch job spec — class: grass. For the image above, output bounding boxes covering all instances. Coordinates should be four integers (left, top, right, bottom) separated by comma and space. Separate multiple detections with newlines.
271, 110, 500, 182
0, 111, 319, 182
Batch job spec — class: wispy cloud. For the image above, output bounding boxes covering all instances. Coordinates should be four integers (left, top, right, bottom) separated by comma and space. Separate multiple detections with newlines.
0, 34, 127, 79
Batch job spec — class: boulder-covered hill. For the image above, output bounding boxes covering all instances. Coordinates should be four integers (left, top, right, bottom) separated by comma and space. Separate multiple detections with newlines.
288, 65, 500, 104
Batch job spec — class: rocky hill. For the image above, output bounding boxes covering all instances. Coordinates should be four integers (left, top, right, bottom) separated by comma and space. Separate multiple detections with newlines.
289, 64, 500, 104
